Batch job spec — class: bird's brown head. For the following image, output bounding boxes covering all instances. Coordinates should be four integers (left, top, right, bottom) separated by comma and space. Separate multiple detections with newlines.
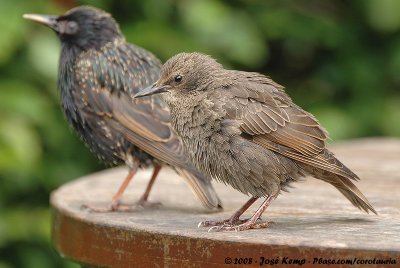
23, 6, 122, 50
134, 52, 224, 100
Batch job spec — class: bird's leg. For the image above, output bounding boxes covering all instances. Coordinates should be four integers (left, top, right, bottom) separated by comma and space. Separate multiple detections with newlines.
109, 167, 137, 210
198, 197, 258, 228
208, 193, 278, 232
82, 165, 138, 212
136, 165, 162, 208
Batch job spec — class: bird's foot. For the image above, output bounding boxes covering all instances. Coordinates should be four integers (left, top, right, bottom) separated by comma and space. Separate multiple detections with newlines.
82, 198, 162, 212
198, 217, 248, 228
136, 198, 162, 209
208, 221, 272, 232
198, 216, 269, 232
81, 200, 132, 212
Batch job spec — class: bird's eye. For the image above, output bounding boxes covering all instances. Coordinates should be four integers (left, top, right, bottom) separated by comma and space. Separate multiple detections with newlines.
65, 21, 79, 34
174, 75, 183, 83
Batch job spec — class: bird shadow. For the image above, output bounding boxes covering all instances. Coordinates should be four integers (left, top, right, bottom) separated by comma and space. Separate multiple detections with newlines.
267, 215, 377, 231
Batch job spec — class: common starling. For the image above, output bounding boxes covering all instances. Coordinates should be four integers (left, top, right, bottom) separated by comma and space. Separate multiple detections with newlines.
135, 52, 376, 231
23, 7, 222, 211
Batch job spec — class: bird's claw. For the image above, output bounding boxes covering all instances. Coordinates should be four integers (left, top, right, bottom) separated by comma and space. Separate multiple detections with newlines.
205, 220, 272, 232
81, 202, 132, 212
198, 219, 228, 228
207, 226, 222, 232
198, 217, 250, 228
136, 199, 162, 209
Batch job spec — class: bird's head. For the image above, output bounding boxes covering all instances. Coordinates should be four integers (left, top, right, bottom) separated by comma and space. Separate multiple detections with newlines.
23, 6, 122, 50
134, 52, 224, 101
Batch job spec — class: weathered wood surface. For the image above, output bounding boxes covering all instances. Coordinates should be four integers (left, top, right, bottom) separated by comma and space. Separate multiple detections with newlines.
51, 138, 400, 267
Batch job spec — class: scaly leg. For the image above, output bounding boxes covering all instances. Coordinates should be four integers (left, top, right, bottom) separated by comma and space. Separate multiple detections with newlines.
83, 165, 138, 212
208, 193, 278, 232
198, 197, 258, 228
136, 165, 162, 208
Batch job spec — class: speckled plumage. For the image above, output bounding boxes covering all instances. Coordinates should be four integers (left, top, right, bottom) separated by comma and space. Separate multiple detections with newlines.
60, 37, 161, 168
24, 7, 221, 210
135, 52, 376, 231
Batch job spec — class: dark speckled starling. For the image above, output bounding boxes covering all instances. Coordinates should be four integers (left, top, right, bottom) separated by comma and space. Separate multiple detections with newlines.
23, 7, 222, 211
135, 52, 376, 231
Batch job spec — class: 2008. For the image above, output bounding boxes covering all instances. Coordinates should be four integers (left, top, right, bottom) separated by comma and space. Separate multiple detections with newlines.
234, 258, 253, 264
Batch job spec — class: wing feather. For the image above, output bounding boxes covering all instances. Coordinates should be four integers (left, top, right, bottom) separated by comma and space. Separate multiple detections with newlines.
220, 73, 357, 181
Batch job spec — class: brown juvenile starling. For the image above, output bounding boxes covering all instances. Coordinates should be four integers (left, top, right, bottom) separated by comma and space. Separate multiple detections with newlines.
135, 52, 377, 231
23, 7, 222, 211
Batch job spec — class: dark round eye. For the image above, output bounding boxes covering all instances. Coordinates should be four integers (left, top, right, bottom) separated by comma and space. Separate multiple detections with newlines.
174, 74, 183, 83
66, 21, 79, 34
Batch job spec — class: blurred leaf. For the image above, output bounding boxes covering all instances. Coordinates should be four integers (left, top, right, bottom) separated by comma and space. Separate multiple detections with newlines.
0, 115, 41, 173
27, 32, 59, 81
180, 0, 267, 66
381, 98, 400, 136
311, 106, 359, 140
0, 208, 50, 247
0, 81, 51, 125
365, 0, 400, 32
0, 262, 12, 268
0, 1, 26, 65
388, 38, 400, 85
257, 4, 343, 48
141, 0, 173, 22
124, 21, 200, 61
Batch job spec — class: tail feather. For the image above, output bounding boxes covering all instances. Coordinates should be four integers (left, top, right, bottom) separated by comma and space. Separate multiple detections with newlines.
174, 167, 223, 210
303, 164, 377, 214
336, 177, 376, 214
336, 188, 375, 214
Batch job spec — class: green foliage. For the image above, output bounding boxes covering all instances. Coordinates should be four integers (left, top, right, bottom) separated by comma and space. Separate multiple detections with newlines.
0, 0, 398, 266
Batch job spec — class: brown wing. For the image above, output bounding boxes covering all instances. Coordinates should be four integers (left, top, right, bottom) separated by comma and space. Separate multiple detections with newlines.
111, 93, 187, 167
220, 72, 358, 181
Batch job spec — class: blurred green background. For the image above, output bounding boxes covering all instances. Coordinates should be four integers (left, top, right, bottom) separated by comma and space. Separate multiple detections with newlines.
0, 0, 399, 267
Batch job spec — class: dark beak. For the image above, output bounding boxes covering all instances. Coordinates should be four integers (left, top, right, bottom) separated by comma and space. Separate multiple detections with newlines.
23, 14, 58, 30
134, 84, 170, 98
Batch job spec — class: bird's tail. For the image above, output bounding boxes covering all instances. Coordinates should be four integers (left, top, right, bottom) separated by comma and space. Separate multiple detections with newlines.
174, 166, 223, 210
300, 155, 376, 214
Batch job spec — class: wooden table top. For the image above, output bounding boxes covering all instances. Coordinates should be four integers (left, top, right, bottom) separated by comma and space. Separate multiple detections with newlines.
51, 138, 400, 267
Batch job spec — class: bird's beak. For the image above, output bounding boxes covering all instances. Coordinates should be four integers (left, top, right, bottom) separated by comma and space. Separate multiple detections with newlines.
134, 84, 171, 98
23, 14, 58, 30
